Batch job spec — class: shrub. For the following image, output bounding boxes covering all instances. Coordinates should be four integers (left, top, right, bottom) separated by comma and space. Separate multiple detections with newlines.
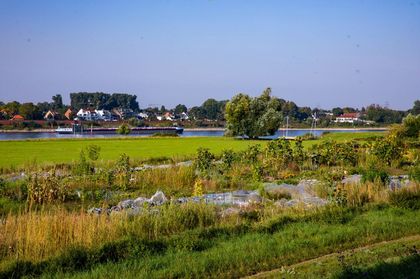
115, 153, 131, 190
388, 185, 420, 209
195, 148, 215, 177
116, 123, 131, 135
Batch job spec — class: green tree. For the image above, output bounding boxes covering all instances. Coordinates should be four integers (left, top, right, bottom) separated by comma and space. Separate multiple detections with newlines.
52, 94, 63, 110
116, 123, 131, 135
225, 88, 282, 138
19, 102, 41, 120
174, 104, 188, 114
411, 100, 420, 115
332, 107, 344, 116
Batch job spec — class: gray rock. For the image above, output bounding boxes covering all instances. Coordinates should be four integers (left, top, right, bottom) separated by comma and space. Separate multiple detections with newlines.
87, 207, 102, 215
118, 199, 134, 209
247, 192, 262, 203
134, 197, 149, 207
149, 191, 167, 205
342, 175, 362, 185
220, 207, 240, 217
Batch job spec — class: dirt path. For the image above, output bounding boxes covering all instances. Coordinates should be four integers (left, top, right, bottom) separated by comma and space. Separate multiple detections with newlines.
243, 234, 420, 278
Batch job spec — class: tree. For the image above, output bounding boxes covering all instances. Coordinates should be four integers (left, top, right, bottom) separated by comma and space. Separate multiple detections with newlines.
365, 104, 403, 124
70, 92, 139, 111
174, 104, 187, 114
52, 94, 63, 110
201, 98, 227, 120
19, 102, 41, 120
225, 88, 283, 139
4, 101, 20, 115
411, 100, 420, 115
332, 107, 344, 116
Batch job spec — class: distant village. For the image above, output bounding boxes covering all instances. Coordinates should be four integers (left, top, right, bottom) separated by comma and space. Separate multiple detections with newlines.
0, 92, 418, 129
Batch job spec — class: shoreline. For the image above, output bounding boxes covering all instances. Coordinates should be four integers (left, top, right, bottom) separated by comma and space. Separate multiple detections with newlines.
0, 127, 388, 133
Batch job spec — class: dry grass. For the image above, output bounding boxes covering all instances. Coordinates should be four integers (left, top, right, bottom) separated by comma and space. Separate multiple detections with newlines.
0, 203, 217, 263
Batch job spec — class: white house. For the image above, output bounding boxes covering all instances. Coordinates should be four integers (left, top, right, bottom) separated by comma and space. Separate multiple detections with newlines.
95, 109, 112, 121
335, 113, 361, 123
180, 112, 189, 120
76, 109, 99, 121
137, 112, 149, 119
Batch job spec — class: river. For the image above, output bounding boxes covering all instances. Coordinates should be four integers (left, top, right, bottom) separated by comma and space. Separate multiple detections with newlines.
0, 128, 385, 140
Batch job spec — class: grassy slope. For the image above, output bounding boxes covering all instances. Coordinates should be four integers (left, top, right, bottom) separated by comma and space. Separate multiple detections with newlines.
43, 206, 418, 279
0, 132, 384, 168
249, 235, 420, 279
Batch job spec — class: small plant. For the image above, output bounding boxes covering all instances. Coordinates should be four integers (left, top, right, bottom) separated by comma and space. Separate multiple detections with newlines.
192, 179, 204, 197
73, 150, 93, 176
220, 149, 236, 170
116, 124, 131, 135
115, 153, 131, 190
86, 144, 101, 161
195, 148, 214, 177
388, 185, 420, 209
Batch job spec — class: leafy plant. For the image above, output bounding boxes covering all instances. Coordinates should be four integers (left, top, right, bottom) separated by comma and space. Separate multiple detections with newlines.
116, 124, 131, 135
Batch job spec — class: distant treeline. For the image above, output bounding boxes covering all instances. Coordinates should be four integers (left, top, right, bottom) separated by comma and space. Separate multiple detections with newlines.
0, 91, 419, 124
70, 92, 139, 111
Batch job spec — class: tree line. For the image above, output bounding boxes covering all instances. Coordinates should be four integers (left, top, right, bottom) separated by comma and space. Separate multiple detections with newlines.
0, 91, 418, 125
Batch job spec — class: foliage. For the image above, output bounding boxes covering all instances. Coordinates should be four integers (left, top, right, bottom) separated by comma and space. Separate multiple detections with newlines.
195, 148, 215, 177
192, 179, 204, 197
220, 149, 236, 170
361, 164, 389, 184
73, 150, 93, 176
174, 104, 188, 114
70, 92, 139, 111
27, 172, 70, 205
115, 153, 131, 190
86, 144, 101, 161
370, 136, 403, 166
116, 123, 131, 135
365, 104, 404, 124
388, 185, 420, 209
127, 117, 144, 127
225, 88, 283, 138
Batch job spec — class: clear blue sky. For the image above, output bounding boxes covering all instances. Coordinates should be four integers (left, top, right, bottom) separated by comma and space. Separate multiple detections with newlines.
0, 0, 419, 110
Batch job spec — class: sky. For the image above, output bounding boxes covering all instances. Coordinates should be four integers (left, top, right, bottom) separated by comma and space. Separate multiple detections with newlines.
0, 0, 419, 110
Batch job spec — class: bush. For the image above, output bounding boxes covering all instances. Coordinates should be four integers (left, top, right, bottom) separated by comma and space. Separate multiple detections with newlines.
116, 123, 131, 135
388, 186, 420, 209
361, 167, 389, 184
195, 148, 215, 177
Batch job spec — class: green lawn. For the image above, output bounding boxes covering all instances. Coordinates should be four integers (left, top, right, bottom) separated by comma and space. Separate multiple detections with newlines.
0, 132, 384, 168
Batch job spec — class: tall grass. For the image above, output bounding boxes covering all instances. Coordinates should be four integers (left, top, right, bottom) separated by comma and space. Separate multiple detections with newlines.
0, 203, 217, 262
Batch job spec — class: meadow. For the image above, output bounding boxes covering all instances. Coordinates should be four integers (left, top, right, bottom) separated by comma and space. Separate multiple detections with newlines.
0, 132, 384, 169
0, 127, 419, 278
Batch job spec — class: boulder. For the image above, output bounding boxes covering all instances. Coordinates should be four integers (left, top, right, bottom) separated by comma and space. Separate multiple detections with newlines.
134, 197, 149, 207
87, 207, 102, 215
118, 199, 134, 209
341, 175, 362, 185
247, 192, 262, 203
149, 191, 167, 205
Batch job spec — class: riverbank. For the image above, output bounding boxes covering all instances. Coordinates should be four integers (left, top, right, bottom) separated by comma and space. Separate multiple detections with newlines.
0, 127, 388, 133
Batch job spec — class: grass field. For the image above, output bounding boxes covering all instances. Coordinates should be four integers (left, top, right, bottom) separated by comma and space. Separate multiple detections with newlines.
14, 206, 415, 279
0, 132, 384, 168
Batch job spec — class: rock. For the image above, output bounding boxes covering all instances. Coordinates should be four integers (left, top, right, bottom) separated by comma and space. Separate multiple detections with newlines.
220, 207, 240, 217
302, 197, 328, 207
247, 192, 262, 203
110, 205, 122, 212
125, 207, 141, 216
174, 197, 190, 204
87, 207, 102, 215
118, 199, 134, 209
149, 191, 167, 205
134, 197, 149, 207
342, 175, 362, 185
